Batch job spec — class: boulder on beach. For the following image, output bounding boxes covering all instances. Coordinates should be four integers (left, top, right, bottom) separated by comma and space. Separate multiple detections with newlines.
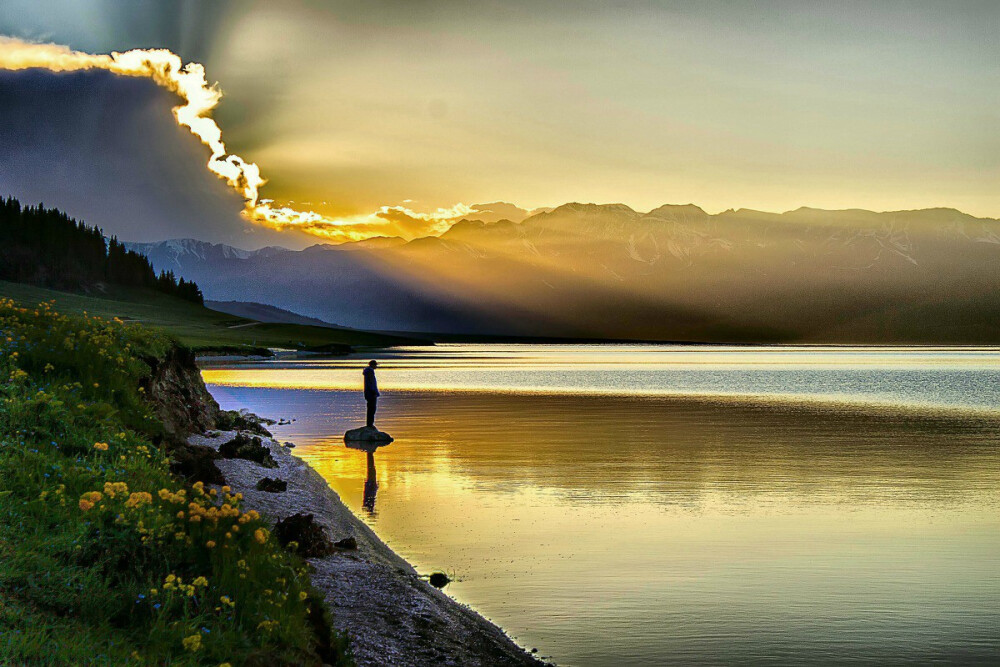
273, 513, 334, 558
256, 477, 287, 493
344, 425, 394, 444
334, 536, 358, 550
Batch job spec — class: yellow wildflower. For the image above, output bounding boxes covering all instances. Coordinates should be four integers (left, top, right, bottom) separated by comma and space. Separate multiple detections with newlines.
257, 620, 279, 632
299, 591, 308, 601
103, 481, 128, 498
79, 491, 103, 510
193, 576, 208, 587
206, 540, 216, 548
93, 442, 109, 451
125, 492, 152, 508
181, 634, 201, 652
254, 528, 269, 544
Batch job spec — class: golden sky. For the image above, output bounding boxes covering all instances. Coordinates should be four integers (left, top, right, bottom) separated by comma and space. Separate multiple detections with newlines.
0, 0, 998, 244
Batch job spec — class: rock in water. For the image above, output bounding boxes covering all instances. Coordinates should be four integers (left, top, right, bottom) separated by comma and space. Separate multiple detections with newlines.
428, 572, 450, 588
343, 426, 394, 444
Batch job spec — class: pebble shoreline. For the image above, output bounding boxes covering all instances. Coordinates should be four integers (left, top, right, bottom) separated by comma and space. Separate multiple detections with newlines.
190, 430, 547, 667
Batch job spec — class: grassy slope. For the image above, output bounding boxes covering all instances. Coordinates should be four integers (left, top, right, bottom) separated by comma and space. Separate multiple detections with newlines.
0, 297, 349, 665
0, 281, 420, 352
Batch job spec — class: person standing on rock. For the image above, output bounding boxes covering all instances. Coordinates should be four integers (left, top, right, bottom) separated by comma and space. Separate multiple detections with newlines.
363, 360, 380, 427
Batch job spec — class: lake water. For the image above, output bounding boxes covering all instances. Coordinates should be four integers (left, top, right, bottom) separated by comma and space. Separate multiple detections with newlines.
202, 345, 1000, 665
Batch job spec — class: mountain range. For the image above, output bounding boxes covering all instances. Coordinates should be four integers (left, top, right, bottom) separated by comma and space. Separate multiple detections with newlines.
126, 203, 1000, 343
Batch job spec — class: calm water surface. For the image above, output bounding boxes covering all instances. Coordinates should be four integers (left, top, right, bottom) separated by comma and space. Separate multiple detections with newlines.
203, 345, 1000, 665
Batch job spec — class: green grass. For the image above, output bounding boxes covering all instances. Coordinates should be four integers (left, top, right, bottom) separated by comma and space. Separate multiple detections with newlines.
0, 297, 350, 665
0, 281, 419, 353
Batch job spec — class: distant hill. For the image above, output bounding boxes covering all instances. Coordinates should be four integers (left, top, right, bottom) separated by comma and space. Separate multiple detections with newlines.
126, 204, 1000, 344
206, 300, 343, 328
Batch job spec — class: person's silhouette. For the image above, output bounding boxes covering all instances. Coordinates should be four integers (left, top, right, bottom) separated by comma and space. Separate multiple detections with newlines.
363, 360, 380, 427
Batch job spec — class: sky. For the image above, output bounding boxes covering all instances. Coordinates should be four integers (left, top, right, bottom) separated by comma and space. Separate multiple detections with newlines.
0, 0, 997, 248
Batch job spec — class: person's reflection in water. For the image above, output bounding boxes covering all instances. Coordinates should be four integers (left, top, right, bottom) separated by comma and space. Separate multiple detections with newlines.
363, 449, 378, 514
345, 440, 387, 516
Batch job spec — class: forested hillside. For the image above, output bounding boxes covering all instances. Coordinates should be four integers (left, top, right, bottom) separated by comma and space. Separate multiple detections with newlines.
0, 196, 203, 304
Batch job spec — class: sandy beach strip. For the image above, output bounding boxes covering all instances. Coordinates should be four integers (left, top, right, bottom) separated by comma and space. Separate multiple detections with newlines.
189, 430, 546, 667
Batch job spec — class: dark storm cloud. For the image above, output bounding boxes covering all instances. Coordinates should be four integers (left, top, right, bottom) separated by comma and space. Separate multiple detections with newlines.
0, 69, 311, 247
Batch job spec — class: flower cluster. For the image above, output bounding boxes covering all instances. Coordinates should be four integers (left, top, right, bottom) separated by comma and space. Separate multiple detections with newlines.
79, 491, 103, 512
125, 491, 152, 508
162, 572, 209, 598
103, 481, 128, 497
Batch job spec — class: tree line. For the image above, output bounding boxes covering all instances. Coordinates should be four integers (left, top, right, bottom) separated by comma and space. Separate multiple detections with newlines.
0, 196, 203, 304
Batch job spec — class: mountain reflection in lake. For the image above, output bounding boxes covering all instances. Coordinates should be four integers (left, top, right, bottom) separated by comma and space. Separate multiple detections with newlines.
204, 345, 1000, 666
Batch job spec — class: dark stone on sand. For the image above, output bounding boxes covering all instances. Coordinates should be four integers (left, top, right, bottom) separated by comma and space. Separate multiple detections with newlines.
170, 443, 226, 485
334, 536, 358, 550
256, 477, 287, 493
216, 408, 273, 436
219, 433, 278, 468
428, 572, 450, 588
344, 425, 394, 444
274, 513, 334, 557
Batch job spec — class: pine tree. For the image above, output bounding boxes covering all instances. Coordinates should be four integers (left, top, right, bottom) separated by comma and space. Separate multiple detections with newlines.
0, 195, 204, 303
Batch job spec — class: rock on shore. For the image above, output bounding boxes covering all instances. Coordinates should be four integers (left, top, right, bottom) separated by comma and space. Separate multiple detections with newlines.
189, 430, 545, 667
344, 425, 394, 444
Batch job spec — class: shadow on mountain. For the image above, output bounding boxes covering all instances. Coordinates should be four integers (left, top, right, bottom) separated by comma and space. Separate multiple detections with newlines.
132, 204, 1000, 343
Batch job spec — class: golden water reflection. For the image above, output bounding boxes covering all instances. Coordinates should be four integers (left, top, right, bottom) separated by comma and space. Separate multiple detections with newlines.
204, 376, 1000, 665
